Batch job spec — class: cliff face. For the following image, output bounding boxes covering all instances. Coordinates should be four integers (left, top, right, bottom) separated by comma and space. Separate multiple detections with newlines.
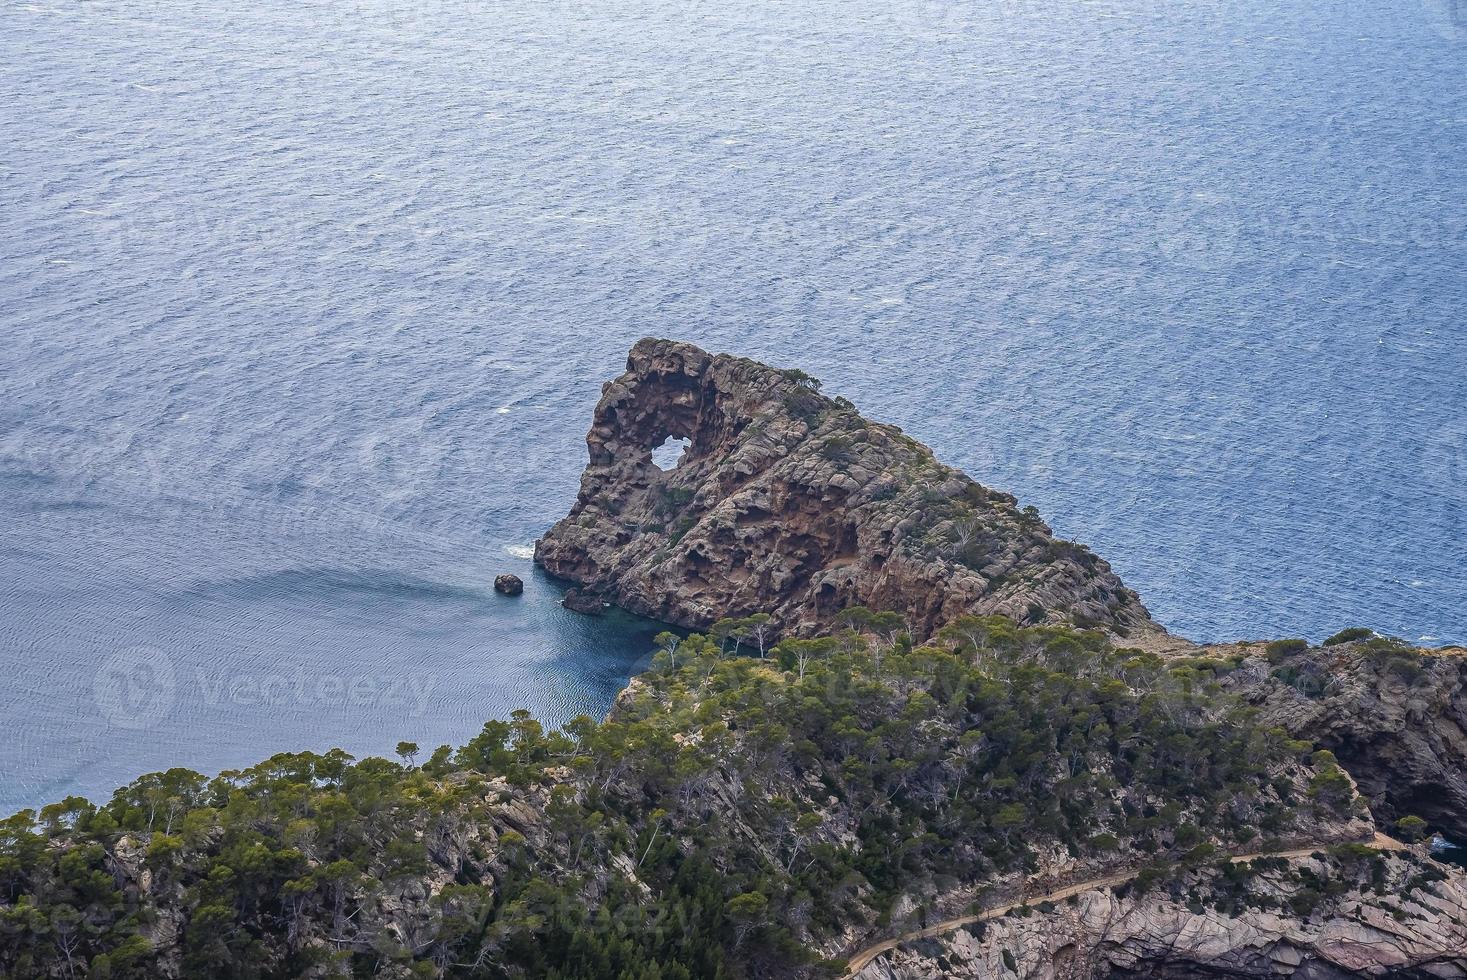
856, 853, 1467, 980
1223, 642, 1467, 841
536, 338, 1155, 639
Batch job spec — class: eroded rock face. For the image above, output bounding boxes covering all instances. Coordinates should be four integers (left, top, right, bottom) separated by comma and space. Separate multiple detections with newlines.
856, 854, 1467, 980
1223, 643, 1467, 841
561, 587, 603, 615
536, 338, 1156, 639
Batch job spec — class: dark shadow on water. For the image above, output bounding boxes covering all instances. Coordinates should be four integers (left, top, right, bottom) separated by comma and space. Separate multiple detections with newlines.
531, 564, 678, 681
1432, 835, 1467, 870
168, 567, 493, 608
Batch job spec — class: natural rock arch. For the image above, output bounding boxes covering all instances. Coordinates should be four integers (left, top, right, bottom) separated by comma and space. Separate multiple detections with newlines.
536, 338, 1156, 640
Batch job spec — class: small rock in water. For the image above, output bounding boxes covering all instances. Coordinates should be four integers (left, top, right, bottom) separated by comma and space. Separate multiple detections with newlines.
561, 588, 603, 615
494, 574, 524, 596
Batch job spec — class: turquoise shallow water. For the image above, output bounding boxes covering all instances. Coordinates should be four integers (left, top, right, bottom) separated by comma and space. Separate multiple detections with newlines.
2, 0, 1465, 812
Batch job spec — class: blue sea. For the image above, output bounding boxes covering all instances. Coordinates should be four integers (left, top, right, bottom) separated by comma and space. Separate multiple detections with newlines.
2, 0, 1464, 813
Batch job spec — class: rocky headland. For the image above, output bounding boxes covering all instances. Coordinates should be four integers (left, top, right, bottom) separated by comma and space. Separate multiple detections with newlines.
535, 338, 1154, 640
530, 338, 1467, 978
537, 338, 1467, 839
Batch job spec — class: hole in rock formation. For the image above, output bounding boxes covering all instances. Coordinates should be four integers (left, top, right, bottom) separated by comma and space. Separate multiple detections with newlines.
651, 435, 692, 472
536, 338, 1159, 639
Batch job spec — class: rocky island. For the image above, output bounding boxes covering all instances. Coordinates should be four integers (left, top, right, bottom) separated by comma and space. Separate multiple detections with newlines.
2, 340, 1465, 979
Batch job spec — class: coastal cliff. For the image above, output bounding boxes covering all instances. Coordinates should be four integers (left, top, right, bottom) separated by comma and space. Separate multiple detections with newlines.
535, 338, 1154, 639
534, 341, 1467, 848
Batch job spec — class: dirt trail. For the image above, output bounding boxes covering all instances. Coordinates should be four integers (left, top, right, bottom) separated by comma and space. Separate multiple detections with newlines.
842, 834, 1407, 976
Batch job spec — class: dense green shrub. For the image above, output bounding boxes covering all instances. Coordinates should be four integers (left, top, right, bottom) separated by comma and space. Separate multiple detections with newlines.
1395, 815, 1429, 843
1323, 627, 1374, 647
1265, 638, 1308, 662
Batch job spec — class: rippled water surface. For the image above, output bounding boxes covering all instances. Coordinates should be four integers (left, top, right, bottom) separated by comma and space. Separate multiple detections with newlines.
3, 0, 1465, 811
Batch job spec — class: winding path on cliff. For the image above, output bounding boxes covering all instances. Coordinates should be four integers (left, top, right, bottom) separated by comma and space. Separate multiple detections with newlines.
841, 833, 1408, 977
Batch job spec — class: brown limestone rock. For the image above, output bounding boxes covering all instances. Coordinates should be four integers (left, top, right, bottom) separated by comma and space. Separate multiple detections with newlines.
853, 852, 1467, 980
560, 588, 604, 616
535, 338, 1158, 640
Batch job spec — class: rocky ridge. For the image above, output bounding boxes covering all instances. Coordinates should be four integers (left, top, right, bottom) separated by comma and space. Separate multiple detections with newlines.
536, 338, 1155, 640
855, 851, 1467, 980
535, 339, 1467, 844
530, 340, 1467, 978
2, 620, 1400, 980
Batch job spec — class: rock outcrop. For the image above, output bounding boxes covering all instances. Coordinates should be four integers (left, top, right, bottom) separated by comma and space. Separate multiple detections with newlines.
856, 852, 1467, 980
1222, 641, 1467, 841
561, 587, 603, 615
493, 573, 523, 596
537, 338, 1155, 639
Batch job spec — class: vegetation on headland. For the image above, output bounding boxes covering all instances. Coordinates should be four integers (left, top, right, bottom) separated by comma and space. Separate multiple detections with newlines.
0, 618, 1386, 979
